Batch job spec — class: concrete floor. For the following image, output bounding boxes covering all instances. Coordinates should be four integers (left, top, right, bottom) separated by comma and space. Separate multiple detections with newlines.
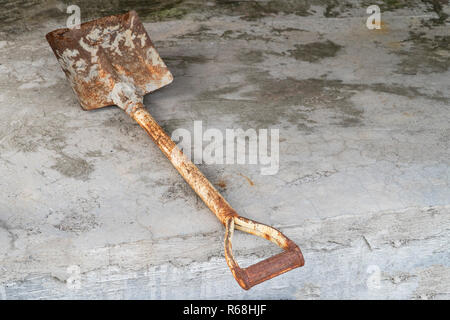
0, 1, 449, 299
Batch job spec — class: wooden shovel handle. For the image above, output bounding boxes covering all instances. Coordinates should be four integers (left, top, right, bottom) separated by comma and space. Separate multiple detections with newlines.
130, 106, 304, 288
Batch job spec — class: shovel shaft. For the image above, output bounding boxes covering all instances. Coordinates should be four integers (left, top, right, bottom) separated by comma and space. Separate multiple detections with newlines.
131, 107, 237, 225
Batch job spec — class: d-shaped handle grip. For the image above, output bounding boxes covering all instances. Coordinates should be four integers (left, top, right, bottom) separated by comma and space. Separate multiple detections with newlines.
244, 246, 304, 287
224, 216, 304, 290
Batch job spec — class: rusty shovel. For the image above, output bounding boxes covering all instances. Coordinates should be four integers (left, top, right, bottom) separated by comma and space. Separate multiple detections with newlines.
46, 11, 304, 290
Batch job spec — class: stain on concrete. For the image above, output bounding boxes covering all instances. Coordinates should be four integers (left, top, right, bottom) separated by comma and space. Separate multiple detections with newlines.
244, 72, 365, 129
324, 1, 339, 17
237, 50, 265, 64
177, 25, 215, 41
51, 153, 94, 181
0, 220, 17, 251
216, 179, 227, 191
422, 0, 449, 26
0, 0, 191, 33
0, 0, 64, 34
195, 68, 449, 131
413, 265, 450, 299
271, 27, 305, 34
4, 117, 67, 153
239, 173, 255, 186
394, 32, 450, 75
78, 0, 191, 23
221, 30, 235, 40
288, 40, 342, 62
55, 212, 99, 234
288, 170, 338, 185
180, 26, 274, 43
102, 114, 143, 141
197, 85, 243, 101
163, 55, 210, 74
142, 3, 188, 21
214, 0, 312, 21
8, 134, 39, 153
362, 0, 413, 11
1, 0, 317, 33
161, 181, 193, 203
321, 0, 358, 18
369, 82, 449, 102
294, 283, 321, 299
2, 0, 447, 36
226, 30, 273, 42
324, 0, 341, 17
102, 114, 127, 128
160, 179, 204, 210
158, 179, 201, 207
85, 150, 103, 158
195, 73, 364, 130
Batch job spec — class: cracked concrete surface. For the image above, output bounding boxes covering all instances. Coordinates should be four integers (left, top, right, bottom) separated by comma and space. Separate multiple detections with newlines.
0, 1, 449, 299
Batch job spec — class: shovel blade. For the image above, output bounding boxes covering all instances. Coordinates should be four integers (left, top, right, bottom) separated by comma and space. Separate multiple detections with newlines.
46, 10, 173, 111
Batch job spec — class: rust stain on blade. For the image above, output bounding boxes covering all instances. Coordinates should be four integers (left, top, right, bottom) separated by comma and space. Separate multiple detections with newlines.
46, 10, 173, 112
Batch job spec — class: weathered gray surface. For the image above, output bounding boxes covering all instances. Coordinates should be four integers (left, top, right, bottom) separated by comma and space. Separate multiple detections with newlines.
0, 1, 449, 299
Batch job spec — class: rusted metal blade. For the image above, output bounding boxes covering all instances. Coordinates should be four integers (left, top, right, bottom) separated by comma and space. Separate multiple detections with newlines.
46, 10, 173, 112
